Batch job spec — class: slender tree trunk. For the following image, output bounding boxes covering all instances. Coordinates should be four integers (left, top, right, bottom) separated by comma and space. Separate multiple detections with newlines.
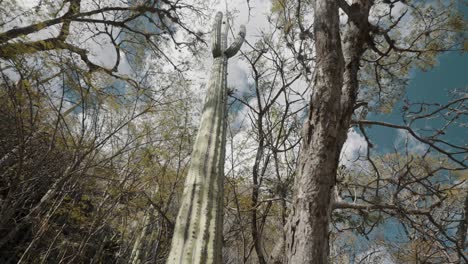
166, 12, 245, 264
251, 109, 267, 264
338, 0, 371, 145
130, 207, 151, 264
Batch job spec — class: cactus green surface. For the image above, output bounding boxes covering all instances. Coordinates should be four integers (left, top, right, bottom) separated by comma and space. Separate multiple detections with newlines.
166, 12, 245, 264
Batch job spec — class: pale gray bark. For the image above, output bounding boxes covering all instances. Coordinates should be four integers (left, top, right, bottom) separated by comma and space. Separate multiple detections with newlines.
284, 1, 344, 262
166, 12, 245, 264
130, 207, 152, 264
284, 0, 372, 263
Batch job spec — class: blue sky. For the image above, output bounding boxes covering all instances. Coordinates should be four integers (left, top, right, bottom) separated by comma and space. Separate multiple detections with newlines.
344, 3, 467, 261
361, 16, 467, 259
366, 2, 467, 152
367, 51, 467, 152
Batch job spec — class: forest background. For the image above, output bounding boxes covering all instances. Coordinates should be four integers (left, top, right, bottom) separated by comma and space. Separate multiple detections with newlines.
0, 0, 466, 263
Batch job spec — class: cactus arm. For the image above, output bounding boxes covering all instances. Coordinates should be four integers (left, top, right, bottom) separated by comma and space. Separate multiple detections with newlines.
225, 25, 246, 58
222, 18, 229, 51
211, 12, 223, 57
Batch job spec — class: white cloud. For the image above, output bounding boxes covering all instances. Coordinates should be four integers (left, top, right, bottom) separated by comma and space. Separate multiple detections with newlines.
227, 57, 251, 94
340, 128, 368, 167
394, 129, 428, 154
17, 0, 40, 9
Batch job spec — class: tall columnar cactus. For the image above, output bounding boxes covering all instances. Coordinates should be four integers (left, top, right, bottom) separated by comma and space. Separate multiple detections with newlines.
166, 12, 245, 264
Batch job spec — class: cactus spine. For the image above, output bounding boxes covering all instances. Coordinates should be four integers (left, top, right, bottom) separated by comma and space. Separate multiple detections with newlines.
166, 12, 245, 264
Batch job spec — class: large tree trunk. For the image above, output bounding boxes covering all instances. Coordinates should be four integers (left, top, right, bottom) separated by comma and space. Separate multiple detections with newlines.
166, 12, 245, 264
284, 0, 344, 262
284, 0, 371, 263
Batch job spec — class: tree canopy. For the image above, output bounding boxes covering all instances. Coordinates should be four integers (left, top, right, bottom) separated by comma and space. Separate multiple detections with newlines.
0, 0, 466, 263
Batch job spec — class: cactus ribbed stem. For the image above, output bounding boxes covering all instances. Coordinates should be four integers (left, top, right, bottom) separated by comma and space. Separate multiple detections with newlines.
166, 12, 245, 264
211, 12, 223, 57
225, 25, 246, 58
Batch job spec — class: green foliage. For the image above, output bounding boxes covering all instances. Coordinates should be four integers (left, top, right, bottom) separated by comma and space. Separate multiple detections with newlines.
271, 0, 288, 13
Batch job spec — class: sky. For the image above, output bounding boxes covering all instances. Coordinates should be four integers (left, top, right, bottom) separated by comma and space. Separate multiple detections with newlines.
212, 0, 467, 166
362, 1, 467, 161
350, 3, 467, 260
360, 9, 467, 261
367, 51, 467, 153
